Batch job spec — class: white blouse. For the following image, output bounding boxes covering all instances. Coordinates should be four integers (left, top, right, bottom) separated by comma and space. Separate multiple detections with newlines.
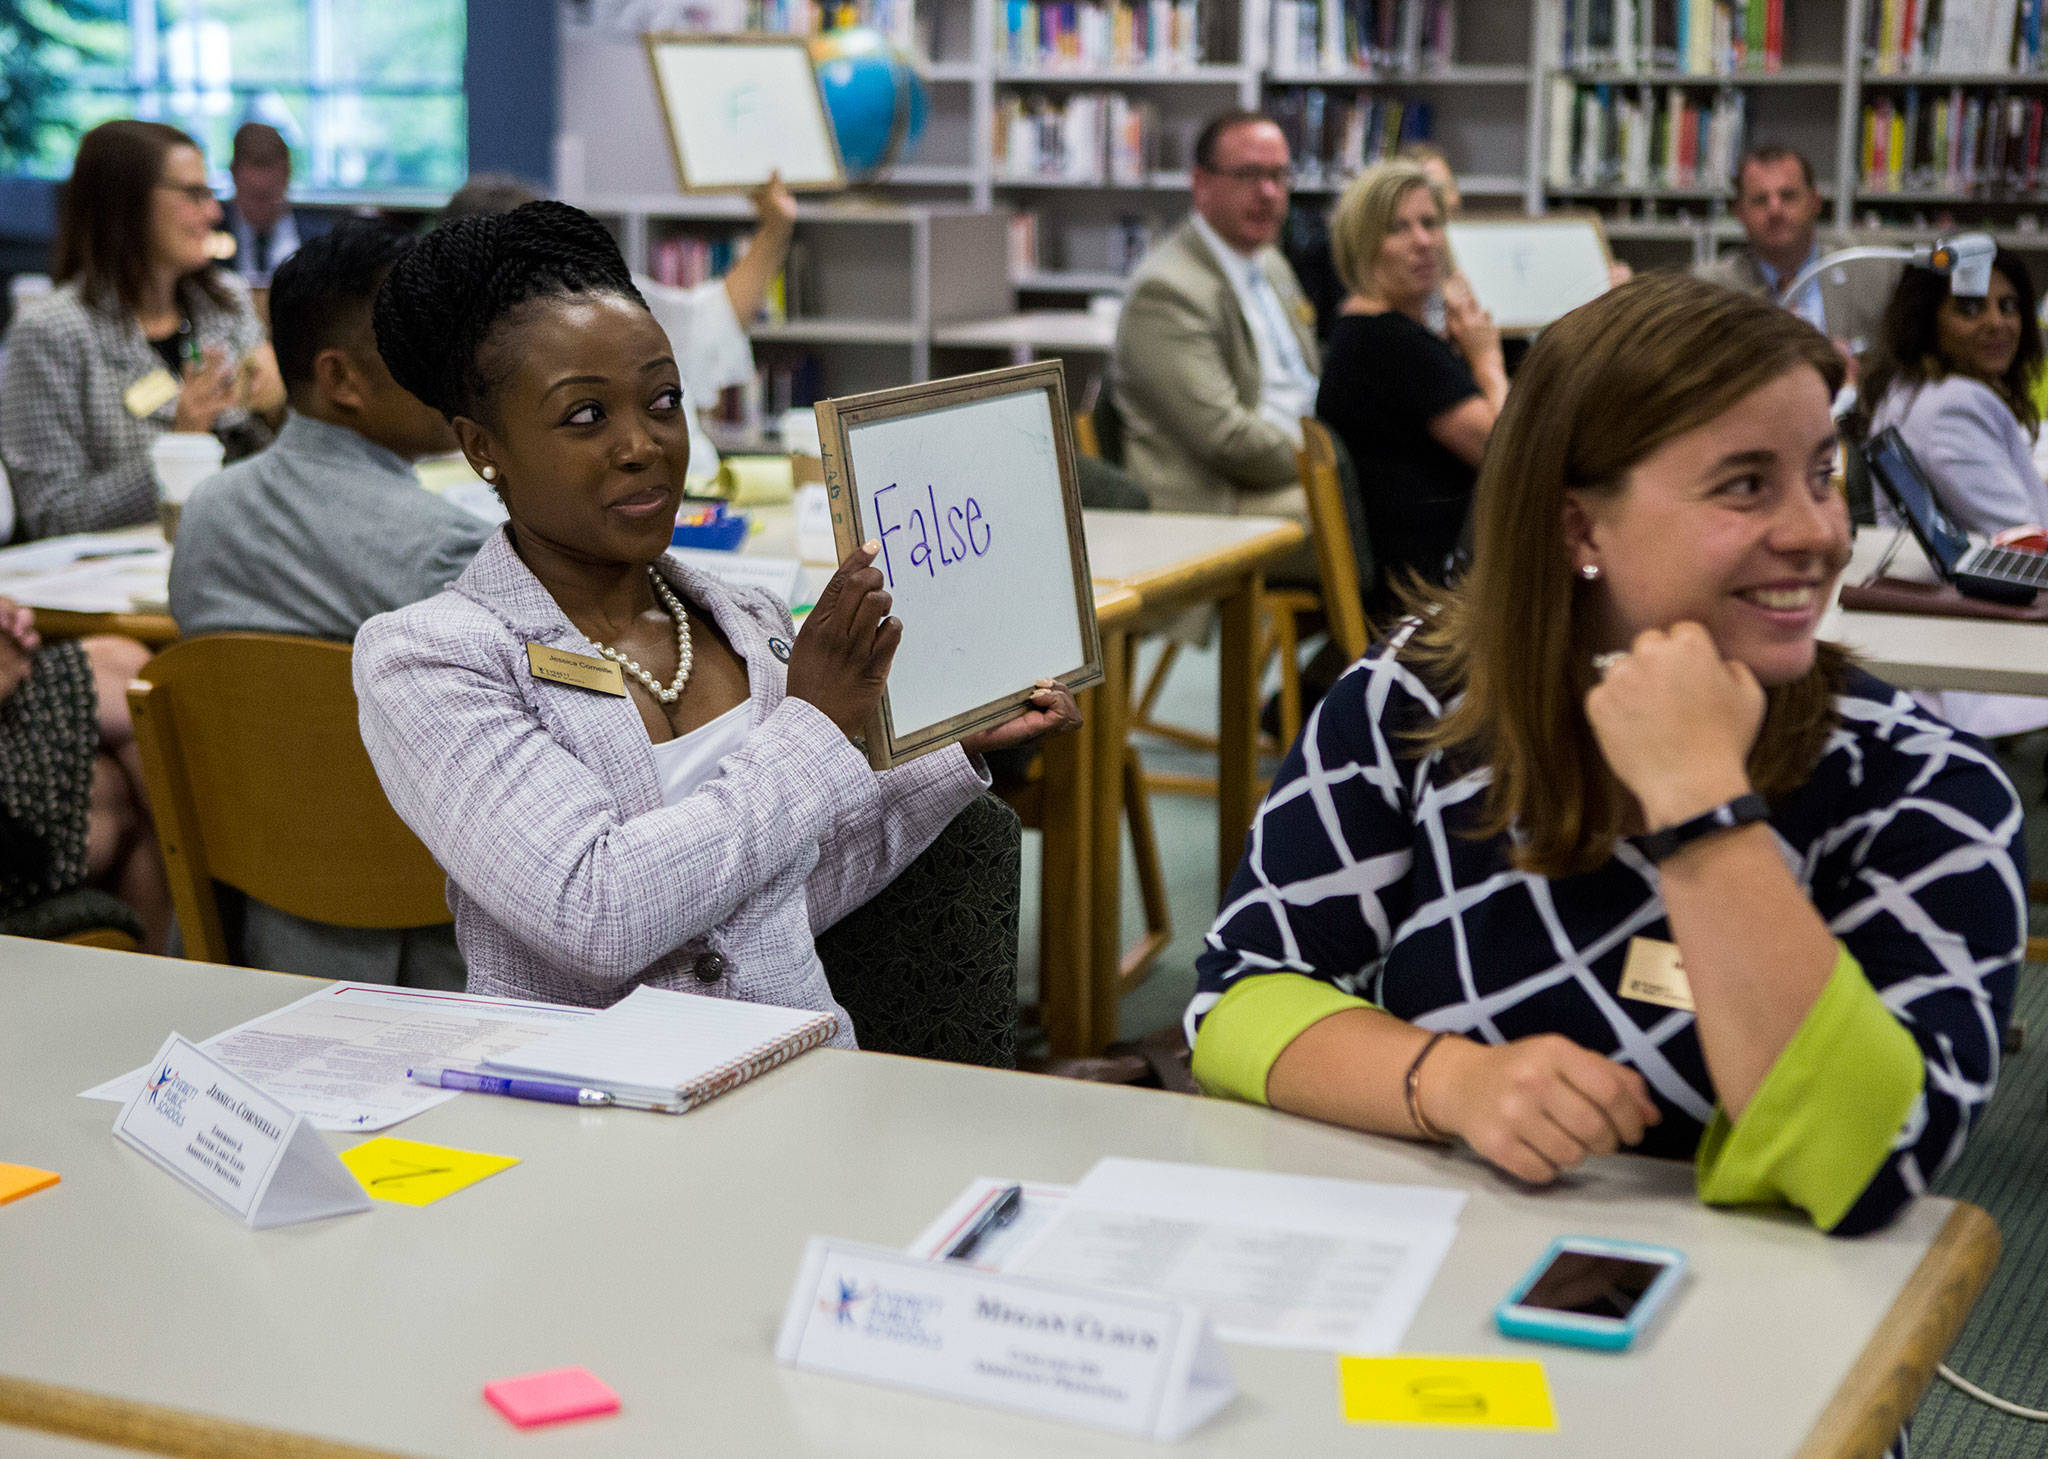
646, 701, 754, 806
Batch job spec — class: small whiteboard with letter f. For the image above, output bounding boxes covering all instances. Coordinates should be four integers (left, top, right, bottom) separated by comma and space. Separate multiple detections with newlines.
814, 361, 1102, 769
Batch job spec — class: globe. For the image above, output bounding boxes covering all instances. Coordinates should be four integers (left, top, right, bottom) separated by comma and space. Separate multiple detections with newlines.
808, 28, 928, 179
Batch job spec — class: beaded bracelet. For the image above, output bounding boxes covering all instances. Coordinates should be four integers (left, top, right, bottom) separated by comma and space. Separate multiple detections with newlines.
1404, 1030, 1454, 1145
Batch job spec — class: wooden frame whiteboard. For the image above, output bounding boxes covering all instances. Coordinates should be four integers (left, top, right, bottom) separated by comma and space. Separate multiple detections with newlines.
1445, 215, 1615, 334
643, 33, 845, 194
813, 361, 1103, 770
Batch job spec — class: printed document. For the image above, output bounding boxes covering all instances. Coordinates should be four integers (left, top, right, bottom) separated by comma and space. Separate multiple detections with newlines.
80, 983, 595, 1131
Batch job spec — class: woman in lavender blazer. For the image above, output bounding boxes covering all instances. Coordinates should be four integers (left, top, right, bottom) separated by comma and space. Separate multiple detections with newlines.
353, 203, 1077, 1044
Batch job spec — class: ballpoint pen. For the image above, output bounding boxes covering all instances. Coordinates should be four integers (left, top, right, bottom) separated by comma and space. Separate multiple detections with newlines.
407, 1065, 615, 1108
945, 1183, 1025, 1261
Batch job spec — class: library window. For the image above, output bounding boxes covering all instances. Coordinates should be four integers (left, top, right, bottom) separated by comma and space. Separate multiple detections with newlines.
2, 0, 466, 190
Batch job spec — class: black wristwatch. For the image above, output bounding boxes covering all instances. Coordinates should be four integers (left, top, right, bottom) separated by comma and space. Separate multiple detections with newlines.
1637, 792, 1769, 864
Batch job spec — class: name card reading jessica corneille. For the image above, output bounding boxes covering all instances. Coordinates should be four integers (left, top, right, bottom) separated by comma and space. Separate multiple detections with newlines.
814, 361, 1103, 770
111, 1034, 371, 1229
775, 1238, 1234, 1440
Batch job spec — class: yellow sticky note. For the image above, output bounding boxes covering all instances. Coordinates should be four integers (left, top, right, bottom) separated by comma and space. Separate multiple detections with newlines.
0, 1163, 60, 1206
340, 1138, 518, 1207
1338, 1354, 1558, 1432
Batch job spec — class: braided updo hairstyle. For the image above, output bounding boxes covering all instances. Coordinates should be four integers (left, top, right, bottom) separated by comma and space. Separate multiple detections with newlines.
372, 200, 646, 423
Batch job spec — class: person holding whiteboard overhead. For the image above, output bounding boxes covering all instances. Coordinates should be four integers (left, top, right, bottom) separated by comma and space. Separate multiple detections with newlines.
356, 201, 1077, 1039
1317, 161, 1505, 619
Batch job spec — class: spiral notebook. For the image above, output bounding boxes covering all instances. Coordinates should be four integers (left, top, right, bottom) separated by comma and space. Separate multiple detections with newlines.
482, 986, 836, 1112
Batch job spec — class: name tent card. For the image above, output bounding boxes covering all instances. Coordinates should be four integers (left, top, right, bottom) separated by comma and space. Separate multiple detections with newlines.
814, 361, 1103, 768
112, 1034, 371, 1229
776, 1238, 1234, 1440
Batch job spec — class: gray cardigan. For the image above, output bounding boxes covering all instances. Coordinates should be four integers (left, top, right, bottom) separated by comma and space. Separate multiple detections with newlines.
354, 531, 989, 1045
0, 277, 265, 540
1868, 374, 2048, 537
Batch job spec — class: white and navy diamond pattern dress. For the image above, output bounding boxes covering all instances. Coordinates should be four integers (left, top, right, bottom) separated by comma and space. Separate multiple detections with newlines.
1190, 643, 2027, 1237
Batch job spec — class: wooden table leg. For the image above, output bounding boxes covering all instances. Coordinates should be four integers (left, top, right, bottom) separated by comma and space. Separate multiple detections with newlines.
1215, 572, 1261, 900
1087, 628, 1133, 1053
1036, 681, 1095, 1058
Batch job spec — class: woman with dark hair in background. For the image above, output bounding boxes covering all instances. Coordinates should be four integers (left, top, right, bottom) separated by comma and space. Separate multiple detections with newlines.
356, 201, 1077, 1033
0, 119, 284, 540
1860, 247, 2048, 535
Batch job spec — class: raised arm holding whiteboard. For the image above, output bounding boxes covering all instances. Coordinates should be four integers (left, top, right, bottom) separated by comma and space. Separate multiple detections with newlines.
814, 362, 1103, 768
1445, 216, 1614, 334
644, 34, 845, 193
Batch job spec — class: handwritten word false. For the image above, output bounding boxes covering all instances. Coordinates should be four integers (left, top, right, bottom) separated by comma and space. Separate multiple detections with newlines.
873, 483, 991, 588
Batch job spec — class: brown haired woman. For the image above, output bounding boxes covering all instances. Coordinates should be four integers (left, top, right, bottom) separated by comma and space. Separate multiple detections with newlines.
1190, 273, 2026, 1237
0, 119, 284, 540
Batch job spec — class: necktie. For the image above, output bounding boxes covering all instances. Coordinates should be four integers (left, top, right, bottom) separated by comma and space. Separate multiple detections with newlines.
1246, 262, 1311, 385
253, 230, 272, 275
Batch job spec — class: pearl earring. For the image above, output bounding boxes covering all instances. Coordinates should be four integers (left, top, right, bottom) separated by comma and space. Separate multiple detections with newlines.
1579, 563, 1601, 582
481, 465, 497, 482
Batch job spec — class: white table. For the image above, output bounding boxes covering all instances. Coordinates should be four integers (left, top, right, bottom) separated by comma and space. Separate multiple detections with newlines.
1822, 530, 2048, 696
0, 941, 1997, 1459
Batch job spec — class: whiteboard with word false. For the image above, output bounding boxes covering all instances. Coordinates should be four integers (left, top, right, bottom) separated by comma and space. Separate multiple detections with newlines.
814, 362, 1102, 768
1445, 216, 1614, 333
644, 33, 845, 193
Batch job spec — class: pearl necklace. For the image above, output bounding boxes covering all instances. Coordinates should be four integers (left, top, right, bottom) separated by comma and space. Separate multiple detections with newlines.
590, 569, 693, 705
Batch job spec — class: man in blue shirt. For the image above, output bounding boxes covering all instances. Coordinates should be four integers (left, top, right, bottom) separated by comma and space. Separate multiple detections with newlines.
169, 218, 492, 986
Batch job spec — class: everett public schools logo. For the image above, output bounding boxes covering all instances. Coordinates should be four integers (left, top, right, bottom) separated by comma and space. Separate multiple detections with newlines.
820, 1277, 875, 1326
144, 1062, 199, 1128
818, 1275, 943, 1348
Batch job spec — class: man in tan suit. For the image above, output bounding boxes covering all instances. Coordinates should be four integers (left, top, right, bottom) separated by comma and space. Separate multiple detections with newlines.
1694, 144, 1895, 362
1112, 111, 1321, 542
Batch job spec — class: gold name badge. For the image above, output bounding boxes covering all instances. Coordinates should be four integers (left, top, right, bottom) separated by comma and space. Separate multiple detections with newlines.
1619, 937, 1695, 1013
525, 643, 628, 697
123, 368, 180, 419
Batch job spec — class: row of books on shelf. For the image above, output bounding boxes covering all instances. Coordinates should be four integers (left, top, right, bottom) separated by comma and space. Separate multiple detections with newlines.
996, 0, 1204, 71
1268, 90, 1435, 183
1559, 0, 1786, 76
1267, 0, 1454, 76
648, 234, 743, 291
1861, 89, 2048, 193
1866, 0, 2048, 76
1546, 79, 1747, 189
743, 0, 918, 48
993, 92, 1155, 183
1006, 212, 1156, 276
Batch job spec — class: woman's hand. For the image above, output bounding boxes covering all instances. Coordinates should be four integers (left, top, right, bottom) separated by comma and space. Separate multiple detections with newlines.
1442, 273, 1501, 364
786, 542, 901, 740
172, 349, 236, 433
0, 596, 38, 704
1419, 1033, 1662, 1184
1584, 623, 1765, 830
960, 680, 1083, 757
750, 172, 798, 240
236, 342, 288, 418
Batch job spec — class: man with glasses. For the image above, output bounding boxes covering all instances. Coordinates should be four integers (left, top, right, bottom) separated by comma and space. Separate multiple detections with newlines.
223, 123, 330, 288
1111, 111, 1321, 537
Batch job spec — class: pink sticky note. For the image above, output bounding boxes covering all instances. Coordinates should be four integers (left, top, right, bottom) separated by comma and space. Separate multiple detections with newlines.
483, 1367, 620, 1428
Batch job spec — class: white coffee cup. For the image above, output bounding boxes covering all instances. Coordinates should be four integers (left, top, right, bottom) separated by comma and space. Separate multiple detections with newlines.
150, 431, 225, 506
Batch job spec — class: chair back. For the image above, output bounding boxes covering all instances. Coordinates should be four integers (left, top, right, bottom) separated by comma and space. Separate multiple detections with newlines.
1296, 418, 1372, 662
816, 793, 1021, 1067
127, 634, 450, 965
1092, 385, 1128, 467
1072, 408, 1101, 459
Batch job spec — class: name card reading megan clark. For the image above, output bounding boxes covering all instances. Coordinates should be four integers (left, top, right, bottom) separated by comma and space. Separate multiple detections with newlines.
776, 1238, 1235, 1440
814, 361, 1102, 769
112, 1034, 371, 1229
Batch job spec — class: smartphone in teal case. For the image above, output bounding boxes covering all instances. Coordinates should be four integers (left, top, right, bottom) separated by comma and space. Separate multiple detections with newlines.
1494, 1235, 1687, 1351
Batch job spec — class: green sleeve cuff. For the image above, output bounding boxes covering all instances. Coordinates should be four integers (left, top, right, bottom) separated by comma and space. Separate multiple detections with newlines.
1190, 974, 1378, 1105
1695, 946, 1925, 1231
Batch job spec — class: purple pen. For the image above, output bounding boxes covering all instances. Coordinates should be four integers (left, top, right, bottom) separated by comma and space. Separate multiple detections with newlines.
406, 1065, 614, 1108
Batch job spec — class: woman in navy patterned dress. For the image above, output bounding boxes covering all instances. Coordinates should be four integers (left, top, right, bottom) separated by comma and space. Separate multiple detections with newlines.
1190, 273, 2026, 1237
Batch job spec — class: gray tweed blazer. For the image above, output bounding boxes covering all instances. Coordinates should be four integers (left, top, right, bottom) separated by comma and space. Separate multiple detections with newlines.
0, 277, 265, 540
354, 530, 988, 1046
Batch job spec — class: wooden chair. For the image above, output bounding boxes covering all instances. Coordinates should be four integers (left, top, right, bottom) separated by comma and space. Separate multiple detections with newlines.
1129, 416, 1372, 781
126, 634, 450, 966
2030, 879, 2047, 966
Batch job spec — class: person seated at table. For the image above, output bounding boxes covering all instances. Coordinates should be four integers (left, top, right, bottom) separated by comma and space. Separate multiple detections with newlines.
1189, 274, 2025, 1236
0, 599, 168, 951
439, 170, 796, 494
0, 120, 285, 541
1858, 248, 2048, 537
355, 201, 1079, 1035
165, 218, 490, 988
1317, 161, 1505, 619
